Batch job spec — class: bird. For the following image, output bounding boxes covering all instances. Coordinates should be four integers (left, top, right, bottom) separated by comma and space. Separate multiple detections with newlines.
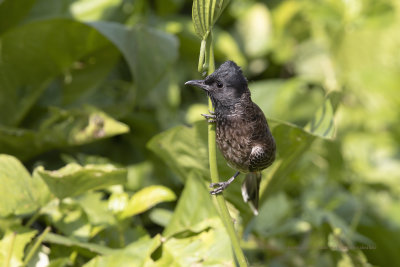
185, 60, 276, 215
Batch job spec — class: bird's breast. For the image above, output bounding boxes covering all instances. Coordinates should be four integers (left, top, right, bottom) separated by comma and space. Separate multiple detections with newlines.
215, 114, 253, 172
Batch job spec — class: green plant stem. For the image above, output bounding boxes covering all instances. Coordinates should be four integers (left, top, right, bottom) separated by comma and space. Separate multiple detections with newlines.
24, 226, 51, 266
25, 209, 41, 228
205, 32, 248, 267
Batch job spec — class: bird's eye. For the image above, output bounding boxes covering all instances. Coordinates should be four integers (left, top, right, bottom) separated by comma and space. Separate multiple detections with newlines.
216, 81, 223, 88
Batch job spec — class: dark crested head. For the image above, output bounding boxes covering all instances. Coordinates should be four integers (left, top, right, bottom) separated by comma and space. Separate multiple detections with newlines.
206, 60, 247, 90
185, 61, 249, 107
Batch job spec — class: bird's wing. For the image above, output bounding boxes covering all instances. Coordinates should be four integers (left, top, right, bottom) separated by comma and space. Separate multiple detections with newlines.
248, 103, 275, 171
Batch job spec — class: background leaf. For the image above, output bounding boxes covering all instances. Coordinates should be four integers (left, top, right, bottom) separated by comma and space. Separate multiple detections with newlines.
119, 185, 176, 219
36, 163, 127, 199
0, 154, 49, 216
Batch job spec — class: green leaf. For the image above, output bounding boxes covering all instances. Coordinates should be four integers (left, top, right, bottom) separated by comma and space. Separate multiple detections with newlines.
35, 163, 127, 199
90, 22, 179, 94
149, 208, 173, 227
0, 18, 116, 126
43, 232, 114, 255
192, 0, 230, 39
163, 174, 219, 237
38, 106, 129, 147
119, 186, 176, 219
250, 78, 325, 126
70, 0, 123, 21
0, 18, 178, 127
0, 227, 37, 267
259, 121, 316, 205
253, 193, 292, 237
0, 0, 36, 33
76, 192, 116, 226
83, 235, 161, 267
0, 106, 129, 160
147, 122, 209, 182
0, 154, 49, 216
156, 223, 234, 266
155, 174, 234, 266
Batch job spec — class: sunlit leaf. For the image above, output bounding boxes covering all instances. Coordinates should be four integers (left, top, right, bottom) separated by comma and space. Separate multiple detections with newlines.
156, 174, 234, 265
147, 122, 210, 182
83, 235, 161, 267
149, 208, 173, 227
0, 227, 37, 267
156, 223, 234, 266
35, 163, 127, 199
119, 186, 176, 219
250, 78, 325, 126
0, 154, 50, 216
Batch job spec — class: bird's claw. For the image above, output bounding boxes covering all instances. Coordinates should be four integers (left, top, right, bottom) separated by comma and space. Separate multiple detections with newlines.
201, 113, 216, 123
209, 182, 228, 195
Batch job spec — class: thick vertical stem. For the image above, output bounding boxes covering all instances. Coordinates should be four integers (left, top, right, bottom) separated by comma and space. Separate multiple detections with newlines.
205, 32, 248, 267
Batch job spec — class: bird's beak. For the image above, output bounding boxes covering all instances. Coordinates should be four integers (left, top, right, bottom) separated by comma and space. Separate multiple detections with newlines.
185, 80, 209, 91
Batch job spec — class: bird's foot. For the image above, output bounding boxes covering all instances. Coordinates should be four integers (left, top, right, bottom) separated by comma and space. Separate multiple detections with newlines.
209, 172, 240, 195
209, 181, 229, 195
201, 113, 216, 123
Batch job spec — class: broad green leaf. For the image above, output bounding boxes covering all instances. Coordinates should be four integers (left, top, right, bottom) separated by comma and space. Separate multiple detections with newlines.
90, 22, 179, 94
119, 185, 176, 219
156, 223, 234, 266
192, 0, 230, 39
83, 235, 161, 267
35, 163, 127, 199
0, 0, 36, 33
164, 174, 219, 237
253, 193, 292, 237
147, 121, 210, 182
156, 174, 234, 266
250, 78, 325, 126
0, 18, 115, 126
149, 208, 173, 227
76, 192, 116, 226
0, 154, 49, 216
0, 106, 129, 160
43, 232, 114, 255
358, 212, 400, 267
70, 0, 123, 21
259, 121, 315, 204
0, 227, 37, 267
39, 106, 129, 146
0, 18, 178, 126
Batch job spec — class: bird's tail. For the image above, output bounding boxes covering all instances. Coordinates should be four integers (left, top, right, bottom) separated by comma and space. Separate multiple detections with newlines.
241, 172, 261, 216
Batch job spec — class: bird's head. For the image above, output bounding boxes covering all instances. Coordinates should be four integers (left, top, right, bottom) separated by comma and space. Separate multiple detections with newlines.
185, 61, 249, 107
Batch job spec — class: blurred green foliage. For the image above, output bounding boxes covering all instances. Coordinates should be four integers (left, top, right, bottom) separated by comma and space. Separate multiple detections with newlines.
0, 0, 399, 266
